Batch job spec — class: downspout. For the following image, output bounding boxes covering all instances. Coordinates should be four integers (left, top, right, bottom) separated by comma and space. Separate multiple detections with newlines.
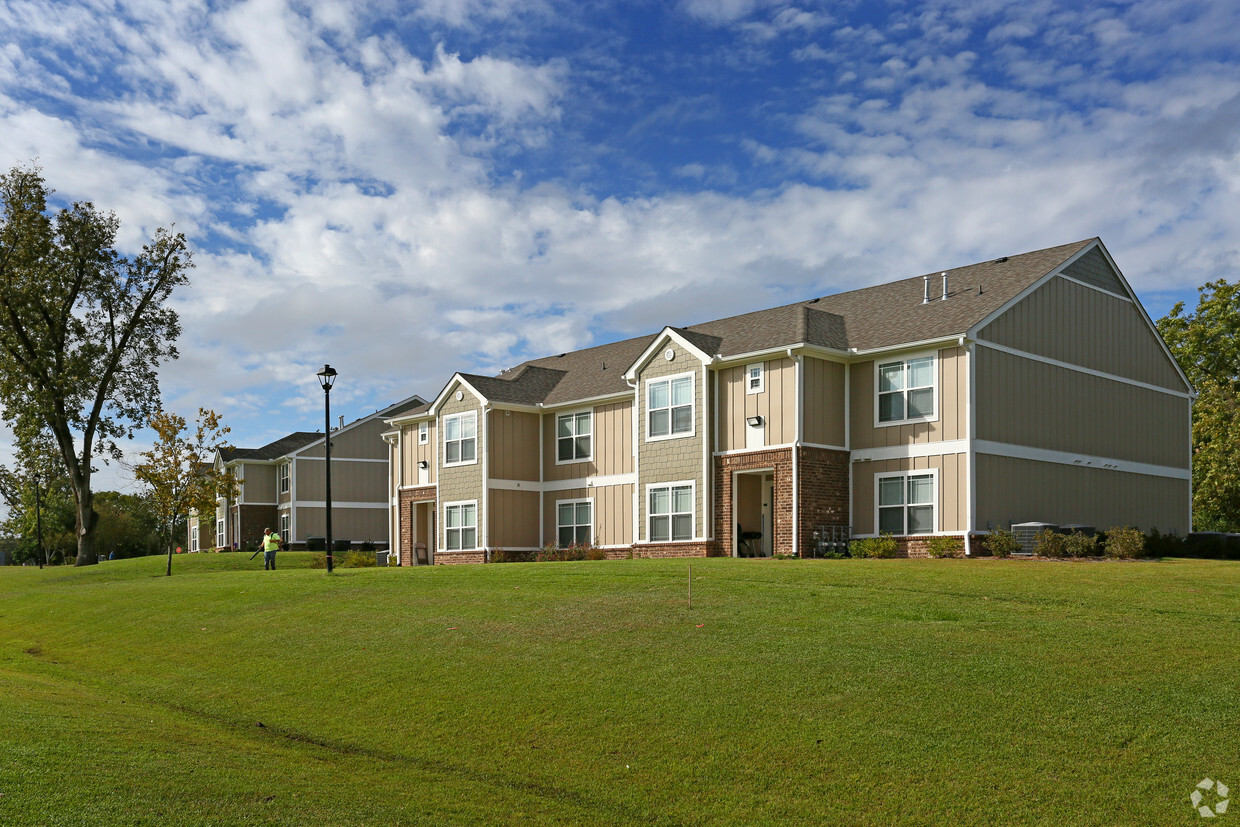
627, 376, 639, 549
789, 346, 801, 557
482, 403, 491, 562
964, 335, 975, 557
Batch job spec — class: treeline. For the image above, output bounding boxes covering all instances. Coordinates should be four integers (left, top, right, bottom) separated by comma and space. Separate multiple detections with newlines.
1, 485, 172, 565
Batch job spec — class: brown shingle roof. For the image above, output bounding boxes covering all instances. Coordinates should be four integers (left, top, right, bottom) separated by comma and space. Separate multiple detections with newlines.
221, 431, 320, 462
433, 239, 1096, 408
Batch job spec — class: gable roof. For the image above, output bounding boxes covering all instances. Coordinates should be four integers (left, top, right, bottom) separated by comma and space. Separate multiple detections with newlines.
221, 432, 320, 463
403, 238, 1101, 412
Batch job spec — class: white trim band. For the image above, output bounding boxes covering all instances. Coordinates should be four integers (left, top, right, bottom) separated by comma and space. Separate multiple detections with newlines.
974, 440, 1191, 480
851, 439, 968, 463
973, 339, 1192, 399
488, 473, 637, 493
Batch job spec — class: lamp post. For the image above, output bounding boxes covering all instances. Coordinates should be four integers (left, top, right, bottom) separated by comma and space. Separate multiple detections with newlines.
316, 364, 337, 573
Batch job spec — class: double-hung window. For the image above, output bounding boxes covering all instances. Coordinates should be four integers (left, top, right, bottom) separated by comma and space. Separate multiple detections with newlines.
877, 355, 936, 424
443, 412, 477, 466
418, 421, 428, 445
557, 411, 592, 463
279, 513, 290, 544
647, 374, 693, 439
216, 519, 225, 549
279, 463, 290, 494
649, 483, 694, 542
877, 472, 936, 535
445, 502, 477, 550
557, 499, 593, 547
191, 526, 199, 552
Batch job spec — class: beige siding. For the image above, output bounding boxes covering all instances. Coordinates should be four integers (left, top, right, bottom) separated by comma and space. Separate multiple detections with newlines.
978, 275, 1188, 392
543, 400, 634, 480
974, 346, 1191, 468
293, 506, 389, 544
438, 383, 485, 549
241, 464, 276, 504
850, 453, 968, 535
716, 357, 797, 451
802, 355, 846, 447
399, 420, 437, 487
976, 454, 1190, 536
297, 418, 391, 460
489, 410, 540, 481
850, 346, 968, 450
488, 488, 540, 548
543, 484, 634, 547
636, 339, 707, 540
294, 457, 387, 502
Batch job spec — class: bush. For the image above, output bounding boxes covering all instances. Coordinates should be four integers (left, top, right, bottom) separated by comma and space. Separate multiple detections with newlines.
850, 534, 898, 559
491, 547, 533, 563
533, 542, 601, 562
985, 527, 1021, 558
1063, 531, 1098, 559
340, 549, 378, 568
1034, 528, 1067, 559
925, 536, 962, 558
1145, 528, 1186, 559
1104, 526, 1146, 559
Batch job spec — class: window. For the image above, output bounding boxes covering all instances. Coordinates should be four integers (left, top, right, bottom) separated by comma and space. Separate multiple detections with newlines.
746, 362, 764, 394
279, 463, 290, 494
216, 519, 225, 549
647, 374, 694, 439
191, 526, 199, 552
280, 513, 290, 544
443, 412, 477, 466
649, 483, 694, 542
877, 355, 936, 424
557, 411, 592, 463
445, 502, 477, 550
877, 472, 936, 535
418, 421, 428, 445
557, 499, 593, 547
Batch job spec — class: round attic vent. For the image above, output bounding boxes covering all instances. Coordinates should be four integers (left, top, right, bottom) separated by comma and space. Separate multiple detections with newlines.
664, 348, 675, 361
455, 390, 463, 401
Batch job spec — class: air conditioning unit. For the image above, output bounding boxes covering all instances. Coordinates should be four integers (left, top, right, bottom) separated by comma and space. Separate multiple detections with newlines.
1011, 522, 1057, 555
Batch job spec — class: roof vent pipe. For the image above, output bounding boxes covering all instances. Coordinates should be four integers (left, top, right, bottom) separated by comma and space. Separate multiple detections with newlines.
941, 272, 948, 301
923, 274, 930, 304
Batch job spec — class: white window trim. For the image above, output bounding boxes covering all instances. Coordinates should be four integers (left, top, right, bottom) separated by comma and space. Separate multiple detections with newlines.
418, 421, 429, 445
444, 499, 479, 551
746, 362, 765, 395
874, 350, 939, 428
216, 519, 225, 549
874, 468, 938, 536
555, 497, 594, 547
645, 371, 696, 442
190, 526, 199, 552
279, 513, 290, 544
554, 408, 594, 465
279, 462, 290, 494
646, 480, 697, 543
442, 411, 478, 468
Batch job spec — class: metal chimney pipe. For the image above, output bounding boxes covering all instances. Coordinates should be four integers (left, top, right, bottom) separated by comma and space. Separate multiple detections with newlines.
941, 272, 948, 301
923, 274, 930, 304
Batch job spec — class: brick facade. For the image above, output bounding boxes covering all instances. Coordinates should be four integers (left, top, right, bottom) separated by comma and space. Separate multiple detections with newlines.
713, 448, 794, 556
630, 541, 720, 558
397, 486, 437, 566
795, 446, 851, 558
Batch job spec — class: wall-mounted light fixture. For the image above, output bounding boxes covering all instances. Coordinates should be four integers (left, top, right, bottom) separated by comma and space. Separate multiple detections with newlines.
746, 415, 763, 427
417, 460, 429, 470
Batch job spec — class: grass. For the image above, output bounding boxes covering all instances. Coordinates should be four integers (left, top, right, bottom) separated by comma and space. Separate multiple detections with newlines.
0, 553, 1237, 825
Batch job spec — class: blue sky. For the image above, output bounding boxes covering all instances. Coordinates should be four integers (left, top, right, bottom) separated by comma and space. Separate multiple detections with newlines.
1, 0, 1239, 495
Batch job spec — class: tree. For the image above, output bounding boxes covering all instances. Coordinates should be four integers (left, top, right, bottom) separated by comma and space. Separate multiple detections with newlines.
93, 491, 161, 559
0, 420, 72, 566
1157, 280, 1240, 531
0, 164, 192, 566
134, 408, 234, 576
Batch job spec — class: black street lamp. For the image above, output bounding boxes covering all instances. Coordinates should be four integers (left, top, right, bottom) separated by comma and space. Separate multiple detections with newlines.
316, 364, 337, 573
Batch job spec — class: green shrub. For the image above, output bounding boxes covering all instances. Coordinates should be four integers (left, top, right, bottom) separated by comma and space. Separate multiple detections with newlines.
339, 549, 378, 568
1104, 526, 1145, 559
533, 542, 600, 562
1034, 528, 1067, 559
491, 547, 533, 563
1063, 531, 1098, 558
985, 528, 1020, 558
925, 536, 962, 558
1145, 528, 1186, 558
850, 534, 898, 559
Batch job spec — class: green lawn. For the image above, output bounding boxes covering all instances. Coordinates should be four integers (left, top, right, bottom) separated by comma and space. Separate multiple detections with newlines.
0, 553, 1236, 825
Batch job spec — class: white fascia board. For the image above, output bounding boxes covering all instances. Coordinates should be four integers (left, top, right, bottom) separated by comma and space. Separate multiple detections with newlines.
427, 374, 489, 416
846, 335, 966, 359
623, 328, 713, 380
966, 243, 1092, 338
537, 391, 632, 411
386, 410, 435, 427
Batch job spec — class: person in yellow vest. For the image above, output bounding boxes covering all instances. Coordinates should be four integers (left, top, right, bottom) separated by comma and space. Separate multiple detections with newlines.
261, 528, 281, 570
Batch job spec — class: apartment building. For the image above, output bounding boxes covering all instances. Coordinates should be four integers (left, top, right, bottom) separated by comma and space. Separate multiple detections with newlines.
384, 238, 1191, 563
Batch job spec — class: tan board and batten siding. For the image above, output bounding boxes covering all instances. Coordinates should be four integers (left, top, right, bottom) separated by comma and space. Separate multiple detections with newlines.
543, 400, 633, 480
489, 410, 540, 481
294, 507, 389, 544
242, 465, 276, 502
717, 357, 797, 450
399, 419, 437, 486
849, 346, 969, 449
437, 383, 485, 549
636, 338, 706, 541
974, 268, 1192, 535
294, 457, 389, 502
802, 356, 846, 448
488, 488, 540, 548
542, 485, 635, 547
